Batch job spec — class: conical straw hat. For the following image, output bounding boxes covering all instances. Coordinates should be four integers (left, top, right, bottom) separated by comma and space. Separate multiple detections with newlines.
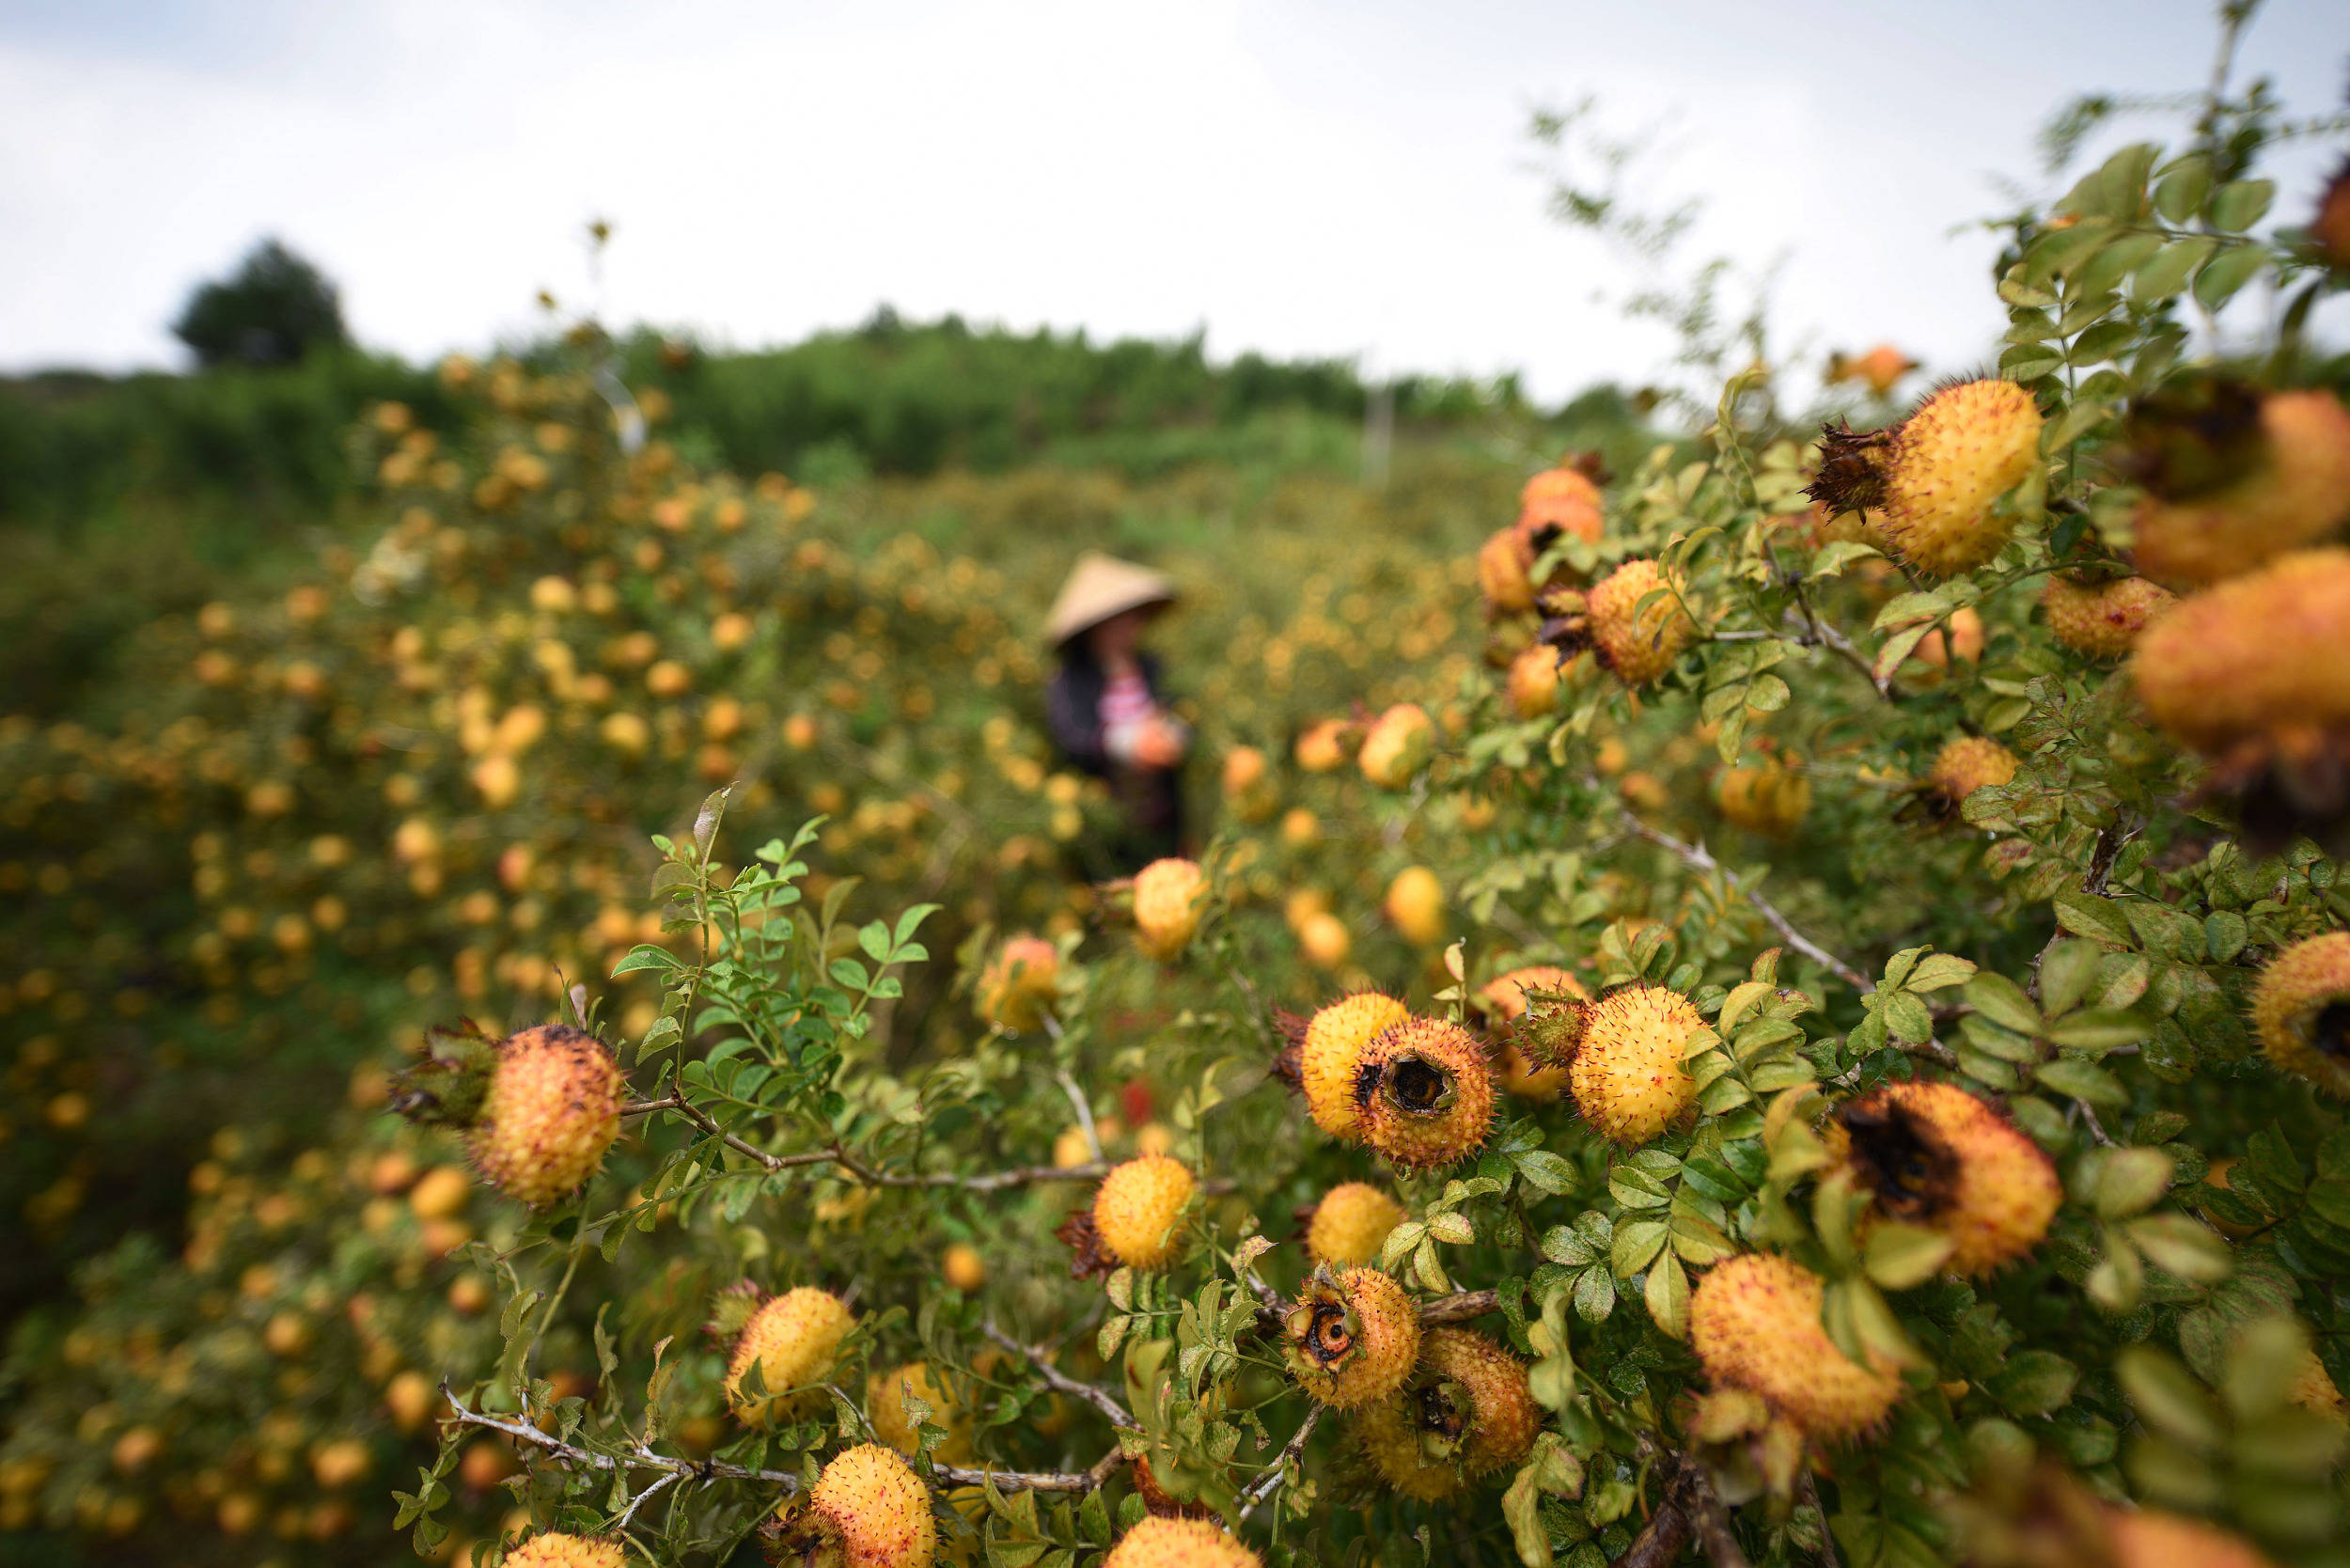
1044, 553, 1177, 646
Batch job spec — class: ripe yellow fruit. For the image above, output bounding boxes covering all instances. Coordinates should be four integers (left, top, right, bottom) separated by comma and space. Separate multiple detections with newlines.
2133, 549, 2350, 752
1875, 379, 2044, 575
728, 1288, 856, 1426
1715, 758, 1811, 839
975, 934, 1058, 1032
1912, 605, 1985, 674
2132, 390, 2350, 587
1092, 1155, 1197, 1270
1477, 528, 1537, 616
1382, 866, 1445, 947
773, 1443, 937, 1568
1505, 644, 1563, 719
1220, 745, 1267, 798
867, 1362, 969, 1462
1305, 1182, 1405, 1267
941, 1243, 986, 1293
1101, 1515, 1261, 1568
1924, 735, 2019, 817
1828, 343, 1919, 397
1355, 1390, 1471, 1500
1570, 986, 1700, 1144
1132, 858, 1206, 962
1585, 559, 1695, 684
1476, 965, 1590, 1101
1358, 703, 1435, 789
1293, 718, 1352, 774
1413, 1328, 1538, 1475
1828, 1081, 2060, 1276
2041, 573, 2175, 659
1284, 1267, 1421, 1409
2251, 932, 2350, 1098
1298, 993, 1412, 1142
1353, 1017, 1496, 1170
1296, 910, 1351, 970
2103, 1507, 2277, 1568
505, 1534, 626, 1568
1690, 1253, 1901, 1438
471, 1025, 627, 1208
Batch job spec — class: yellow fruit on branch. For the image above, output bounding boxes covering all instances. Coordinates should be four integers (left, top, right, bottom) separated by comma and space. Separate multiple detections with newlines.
1352, 1017, 1496, 1170
1715, 756, 1811, 839
505, 1533, 627, 1568
866, 1361, 969, 1462
1476, 527, 1538, 617
727, 1287, 856, 1427
975, 934, 1058, 1033
1569, 985, 1700, 1144
1809, 379, 2044, 575
1131, 858, 1206, 962
1304, 1182, 1405, 1267
1293, 718, 1355, 774
767, 1443, 937, 1568
2251, 932, 2350, 1098
1826, 1080, 2060, 1276
2103, 1507, 2277, 1568
1356, 1326, 1538, 1497
1505, 644, 1563, 719
1381, 866, 1445, 947
2129, 388, 2350, 587
1357, 703, 1435, 790
1100, 1515, 1261, 1568
1292, 992, 1412, 1141
1091, 1154, 1197, 1270
1474, 964, 1590, 1101
1690, 1253, 1901, 1438
1922, 734, 2019, 821
2041, 573, 2175, 659
1283, 1266, 1420, 1409
1577, 558, 1697, 685
471, 1025, 627, 1208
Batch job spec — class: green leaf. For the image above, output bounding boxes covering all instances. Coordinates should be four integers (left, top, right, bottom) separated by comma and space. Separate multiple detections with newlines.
2153, 156, 2212, 222
2193, 244, 2267, 310
1992, 1350, 2079, 1417
2116, 1346, 2223, 1450
2046, 1009, 2152, 1052
2093, 1148, 2173, 1218
1644, 1251, 1690, 1340
612, 944, 683, 977
2052, 889, 2132, 946
1513, 1149, 1575, 1196
1966, 972, 2042, 1035
2040, 939, 2103, 1019
2131, 236, 2215, 302
1574, 1265, 1617, 1325
1541, 1225, 1597, 1268
1610, 1219, 1668, 1280
2208, 179, 2276, 233
1864, 1222, 1956, 1290
1904, 953, 1978, 993
2128, 1215, 2233, 1283
2035, 1057, 2127, 1107
2204, 912, 2249, 964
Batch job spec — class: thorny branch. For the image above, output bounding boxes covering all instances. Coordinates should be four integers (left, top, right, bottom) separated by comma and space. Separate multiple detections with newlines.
1236, 1404, 1323, 1523
1614, 810, 1873, 993
980, 1322, 1137, 1429
1419, 1289, 1502, 1325
440, 1384, 803, 1491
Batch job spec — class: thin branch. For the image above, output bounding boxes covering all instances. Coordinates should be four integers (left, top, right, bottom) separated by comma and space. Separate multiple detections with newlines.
1796, 1471, 1842, 1568
1236, 1404, 1323, 1523
982, 1322, 1137, 1429
932, 1450, 1125, 1494
1684, 1462, 1753, 1568
611, 1469, 679, 1533
440, 1384, 801, 1490
1058, 1069, 1104, 1164
1616, 811, 1872, 993
1419, 1289, 1502, 1325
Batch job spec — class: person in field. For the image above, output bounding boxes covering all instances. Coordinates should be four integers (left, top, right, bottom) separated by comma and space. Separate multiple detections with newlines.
1042, 553, 1190, 873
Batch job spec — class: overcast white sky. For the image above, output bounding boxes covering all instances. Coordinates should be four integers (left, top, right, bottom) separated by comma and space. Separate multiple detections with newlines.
1, 0, 2343, 400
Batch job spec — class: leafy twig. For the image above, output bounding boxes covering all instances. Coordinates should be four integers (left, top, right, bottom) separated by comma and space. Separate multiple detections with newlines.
1236, 1404, 1323, 1523
981, 1322, 1137, 1429
440, 1384, 802, 1490
1614, 811, 1872, 993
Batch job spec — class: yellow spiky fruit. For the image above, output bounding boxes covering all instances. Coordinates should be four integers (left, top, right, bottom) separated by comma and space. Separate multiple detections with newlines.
1506, 644, 1563, 719
1300, 993, 1412, 1142
1925, 735, 2018, 816
1569, 986, 1700, 1144
728, 1288, 856, 1427
2104, 1507, 2277, 1568
1294, 719, 1353, 774
506, 1534, 626, 1568
2133, 549, 2350, 752
1092, 1155, 1196, 1270
1101, 1516, 1261, 1568
1408, 1327, 1539, 1476
1827, 1081, 2060, 1276
1353, 1018, 1497, 1170
1355, 1392, 1472, 1501
772, 1443, 937, 1568
1132, 858, 1206, 962
1690, 1254, 1901, 1438
1296, 911, 1351, 970
975, 935, 1058, 1033
1586, 559, 1695, 684
1478, 528, 1537, 616
866, 1362, 969, 1463
2132, 390, 2350, 587
1305, 1183, 1405, 1267
2251, 932, 2350, 1098
1383, 866, 1446, 947
1518, 463, 1606, 545
1476, 965, 1591, 1101
470, 1025, 627, 1208
1358, 703, 1435, 790
2041, 573, 2175, 659
1877, 379, 2044, 575
1284, 1267, 1421, 1409
1715, 759, 1811, 839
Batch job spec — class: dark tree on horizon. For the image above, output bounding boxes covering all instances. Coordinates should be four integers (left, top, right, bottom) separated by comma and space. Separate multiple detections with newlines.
171, 238, 351, 368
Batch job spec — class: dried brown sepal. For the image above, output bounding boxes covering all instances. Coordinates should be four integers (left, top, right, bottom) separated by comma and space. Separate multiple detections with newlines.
1056, 1208, 1116, 1279
2201, 725, 2350, 855
2111, 374, 2266, 501
1838, 1096, 1962, 1223
1802, 419, 1892, 517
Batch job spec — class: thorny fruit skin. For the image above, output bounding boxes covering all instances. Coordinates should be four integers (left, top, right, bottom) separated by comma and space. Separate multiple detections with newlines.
1585, 559, 1695, 685
470, 1024, 627, 1208
1475, 964, 1591, 1101
2132, 549, 2350, 752
2250, 932, 2350, 1099
1357, 703, 1435, 790
1132, 858, 1207, 963
1827, 1081, 2061, 1277
1690, 1253, 1902, 1439
1284, 1267, 1421, 1410
2130, 390, 2350, 588
1516, 463, 1606, 550
1100, 1516, 1262, 1568
1877, 378, 2044, 575
975, 935, 1058, 1033
1416, 1326, 1540, 1475
506, 1535, 627, 1568
728, 1288, 857, 1427
1355, 1392, 1471, 1500
771, 1443, 938, 1568
1092, 1154, 1197, 1269
2041, 574, 2176, 660
1569, 985, 1700, 1144
1305, 1182, 1406, 1267
866, 1361, 968, 1463
2103, 1507, 2278, 1568
1926, 735, 2019, 817
1352, 1017, 1496, 1170
1300, 993, 1412, 1142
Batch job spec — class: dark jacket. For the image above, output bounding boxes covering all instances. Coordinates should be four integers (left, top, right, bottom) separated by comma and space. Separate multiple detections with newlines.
1044, 650, 1184, 872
